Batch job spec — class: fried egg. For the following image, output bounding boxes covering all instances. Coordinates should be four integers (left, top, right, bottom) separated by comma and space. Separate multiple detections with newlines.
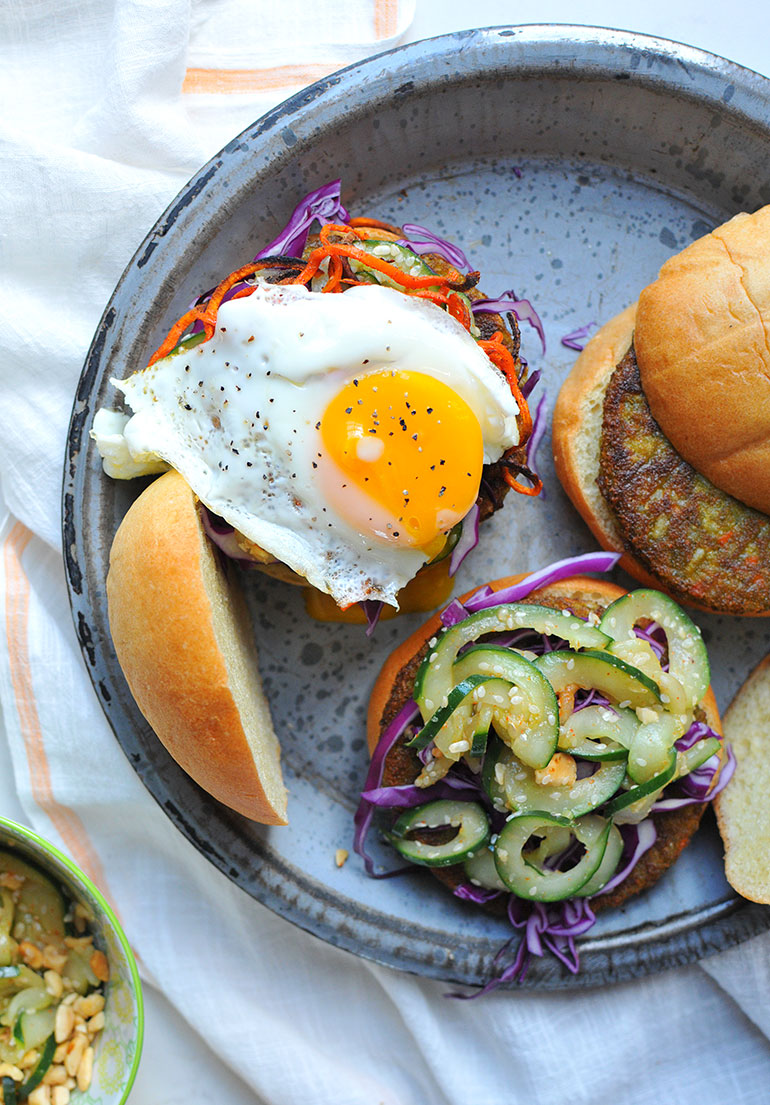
100, 283, 520, 607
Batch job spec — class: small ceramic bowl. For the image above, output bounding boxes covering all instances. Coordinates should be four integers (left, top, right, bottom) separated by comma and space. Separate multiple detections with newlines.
0, 817, 143, 1104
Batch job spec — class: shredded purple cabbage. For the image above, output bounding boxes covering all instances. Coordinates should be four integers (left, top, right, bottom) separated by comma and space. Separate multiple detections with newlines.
595, 821, 657, 896
520, 368, 541, 400
448, 504, 480, 576
561, 321, 597, 352
471, 291, 546, 355
454, 882, 503, 905
255, 179, 349, 261
361, 600, 385, 638
199, 506, 256, 564
353, 699, 420, 878
464, 551, 622, 614
397, 223, 470, 270
525, 392, 548, 495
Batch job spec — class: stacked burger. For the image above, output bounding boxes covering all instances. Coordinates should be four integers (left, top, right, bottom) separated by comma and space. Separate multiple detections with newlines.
553, 206, 770, 617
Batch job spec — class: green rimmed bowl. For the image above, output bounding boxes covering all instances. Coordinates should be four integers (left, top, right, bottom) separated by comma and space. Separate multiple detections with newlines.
0, 817, 143, 1104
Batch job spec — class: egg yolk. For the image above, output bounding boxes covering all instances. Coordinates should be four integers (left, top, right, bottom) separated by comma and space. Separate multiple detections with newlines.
320, 370, 484, 549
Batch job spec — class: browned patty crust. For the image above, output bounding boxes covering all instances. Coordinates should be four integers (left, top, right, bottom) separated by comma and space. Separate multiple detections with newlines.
598, 346, 770, 616
376, 583, 707, 914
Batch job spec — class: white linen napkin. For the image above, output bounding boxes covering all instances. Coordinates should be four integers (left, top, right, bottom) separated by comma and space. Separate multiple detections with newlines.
1, 3, 769, 1103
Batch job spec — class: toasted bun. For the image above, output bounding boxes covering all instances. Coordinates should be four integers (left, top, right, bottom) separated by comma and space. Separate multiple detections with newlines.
551, 304, 663, 592
367, 572, 722, 909
106, 471, 288, 825
715, 656, 770, 903
635, 206, 770, 514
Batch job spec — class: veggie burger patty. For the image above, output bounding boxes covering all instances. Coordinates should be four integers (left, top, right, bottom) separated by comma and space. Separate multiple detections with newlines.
598, 345, 770, 616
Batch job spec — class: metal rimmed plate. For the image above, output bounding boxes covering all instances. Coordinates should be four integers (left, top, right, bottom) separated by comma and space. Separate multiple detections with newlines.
63, 25, 770, 989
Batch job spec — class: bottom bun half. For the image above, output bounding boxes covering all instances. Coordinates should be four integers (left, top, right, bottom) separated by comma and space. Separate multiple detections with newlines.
106, 470, 288, 825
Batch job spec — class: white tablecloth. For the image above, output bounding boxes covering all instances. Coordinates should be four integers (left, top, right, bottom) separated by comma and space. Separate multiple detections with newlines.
1, 2, 769, 1102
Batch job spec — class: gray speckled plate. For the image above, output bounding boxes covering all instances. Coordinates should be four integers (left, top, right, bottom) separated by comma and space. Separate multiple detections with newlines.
63, 26, 770, 989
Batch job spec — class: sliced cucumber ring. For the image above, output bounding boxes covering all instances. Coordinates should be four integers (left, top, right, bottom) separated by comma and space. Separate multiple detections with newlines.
463, 845, 508, 891
599, 589, 710, 711
558, 704, 637, 760
535, 650, 662, 708
481, 733, 514, 810
415, 604, 609, 715
627, 711, 682, 784
452, 645, 559, 769
678, 736, 721, 776
494, 813, 612, 901
604, 749, 677, 817
575, 823, 624, 897
348, 240, 440, 290
502, 753, 626, 819
388, 800, 490, 867
407, 675, 498, 751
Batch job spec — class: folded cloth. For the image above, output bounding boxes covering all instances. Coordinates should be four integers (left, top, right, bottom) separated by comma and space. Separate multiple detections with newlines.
1, 3, 769, 1104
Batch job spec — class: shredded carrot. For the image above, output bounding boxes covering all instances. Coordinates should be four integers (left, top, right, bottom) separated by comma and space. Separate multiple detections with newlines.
479, 331, 533, 443
317, 224, 448, 289
347, 216, 403, 234
503, 467, 543, 497
717, 531, 734, 545
146, 228, 534, 507
447, 292, 471, 331
323, 253, 344, 293
148, 259, 296, 366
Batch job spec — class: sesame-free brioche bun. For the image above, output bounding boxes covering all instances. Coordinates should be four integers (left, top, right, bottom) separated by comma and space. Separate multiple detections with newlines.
367, 571, 723, 910
106, 470, 288, 825
715, 654, 770, 903
636, 206, 770, 515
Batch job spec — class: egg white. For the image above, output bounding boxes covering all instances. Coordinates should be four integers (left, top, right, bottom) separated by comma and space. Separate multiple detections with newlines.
107, 283, 520, 607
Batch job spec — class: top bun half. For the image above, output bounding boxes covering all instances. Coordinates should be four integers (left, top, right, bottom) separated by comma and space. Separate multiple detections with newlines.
635, 205, 770, 514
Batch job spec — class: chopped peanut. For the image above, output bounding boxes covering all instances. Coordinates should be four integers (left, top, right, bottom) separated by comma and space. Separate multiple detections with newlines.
18, 941, 44, 969
54, 1003, 75, 1044
43, 1065, 68, 1086
63, 937, 93, 953
42, 945, 68, 972
52, 1087, 71, 1105
76, 1046, 94, 1093
0, 1061, 24, 1080
535, 752, 578, 787
334, 849, 349, 868
89, 949, 110, 982
73, 992, 104, 1018
44, 969, 64, 999
87, 1011, 105, 1035
64, 1033, 87, 1077
27, 1086, 52, 1105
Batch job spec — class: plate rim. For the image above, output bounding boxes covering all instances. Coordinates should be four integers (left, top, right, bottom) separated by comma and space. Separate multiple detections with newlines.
62, 23, 770, 990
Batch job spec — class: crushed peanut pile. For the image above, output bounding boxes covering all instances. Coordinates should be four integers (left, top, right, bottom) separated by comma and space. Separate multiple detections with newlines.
0, 855, 110, 1104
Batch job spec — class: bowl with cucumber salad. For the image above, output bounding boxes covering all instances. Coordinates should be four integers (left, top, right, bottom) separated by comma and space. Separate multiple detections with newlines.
0, 819, 142, 1105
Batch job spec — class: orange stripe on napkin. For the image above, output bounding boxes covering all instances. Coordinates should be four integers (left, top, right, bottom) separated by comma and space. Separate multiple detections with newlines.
183, 62, 340, 94
374, 0, 399, 39
3, 522, 116, 907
